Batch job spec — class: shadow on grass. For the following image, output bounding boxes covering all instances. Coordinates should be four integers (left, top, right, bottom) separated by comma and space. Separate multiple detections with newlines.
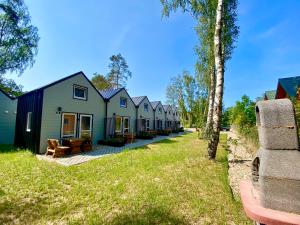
155, 138, 177, 144
0, 195, 50, 225
0, 144, 21, 153
106, 206, 187, 225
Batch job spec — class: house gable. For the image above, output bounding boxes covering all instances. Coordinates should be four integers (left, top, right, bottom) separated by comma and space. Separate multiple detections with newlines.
105, 89, 136, 133
39, 73, 106, 153
153, 101, 165, 122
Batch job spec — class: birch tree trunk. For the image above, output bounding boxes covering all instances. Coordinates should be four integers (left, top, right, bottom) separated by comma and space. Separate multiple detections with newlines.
208, 0, 224, 159
204, 65, 215, 138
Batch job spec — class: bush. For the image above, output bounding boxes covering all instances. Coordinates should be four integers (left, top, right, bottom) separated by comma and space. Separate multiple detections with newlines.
136, 131, 154, 139
98, 137, 126, 147
178, 127, 184, 132
157, 129, 171, 136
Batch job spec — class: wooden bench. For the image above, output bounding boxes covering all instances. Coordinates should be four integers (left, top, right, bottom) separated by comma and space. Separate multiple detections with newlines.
46, 139, 70, 158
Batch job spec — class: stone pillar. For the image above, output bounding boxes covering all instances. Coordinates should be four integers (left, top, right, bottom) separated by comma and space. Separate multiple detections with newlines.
252, 99, 300, 214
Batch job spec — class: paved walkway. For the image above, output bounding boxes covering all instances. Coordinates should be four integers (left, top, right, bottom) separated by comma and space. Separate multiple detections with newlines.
37, 132, 186, 166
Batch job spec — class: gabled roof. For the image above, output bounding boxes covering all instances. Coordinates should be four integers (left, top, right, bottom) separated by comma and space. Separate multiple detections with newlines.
99, 87, 136, 106
276, 76, 300, 98
19, 71, 104, 100
172, 106, 178, 112
264, 90, 276, 100
150, 101, 161, 109
0, 88, 16, 100
131, 96, 147, 106
99, 88, 123, 100
163, 105, 171, 112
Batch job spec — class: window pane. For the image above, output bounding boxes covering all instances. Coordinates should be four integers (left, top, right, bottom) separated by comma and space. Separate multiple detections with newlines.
74, 86, 87, 99
115, 117, 121, 132
63, 114, 76, 136
124, 118, 129, 133
120, 98, 127, 107
144, 104, 148, 112
26, 112, 32, 131
81, 116, 91, 130
124, 118, 129, 128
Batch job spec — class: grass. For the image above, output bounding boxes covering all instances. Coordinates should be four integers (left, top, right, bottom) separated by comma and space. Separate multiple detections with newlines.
0, 132, 251, 224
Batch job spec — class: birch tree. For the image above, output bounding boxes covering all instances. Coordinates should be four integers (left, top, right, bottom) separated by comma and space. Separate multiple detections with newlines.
207, 0, 224, 159
208, 0, 239, 159
161, 0, 239, 159
195, 0, 216, 138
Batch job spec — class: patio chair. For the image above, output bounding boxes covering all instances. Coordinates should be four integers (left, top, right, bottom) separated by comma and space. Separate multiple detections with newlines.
46, 139, 70, 158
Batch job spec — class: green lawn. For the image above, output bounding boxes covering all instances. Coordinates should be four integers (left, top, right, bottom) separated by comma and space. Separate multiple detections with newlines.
0, 133, 250, 224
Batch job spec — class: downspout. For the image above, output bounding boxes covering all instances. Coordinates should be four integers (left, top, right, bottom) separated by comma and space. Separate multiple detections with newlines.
104, 100, 108, 140
135, 106, 138, 133
153, 108, 156, 130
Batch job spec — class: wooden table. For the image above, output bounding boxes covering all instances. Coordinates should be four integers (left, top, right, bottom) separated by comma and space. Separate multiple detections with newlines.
62, 138, 84, 154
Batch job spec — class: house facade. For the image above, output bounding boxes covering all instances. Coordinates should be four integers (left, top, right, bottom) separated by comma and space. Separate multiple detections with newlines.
0, 89, 17, 144
151, 101, 165, 130
163, 105, 173, 129
15, 72, 106, 153
132, 96, 154, 133
100, 88, 136, 138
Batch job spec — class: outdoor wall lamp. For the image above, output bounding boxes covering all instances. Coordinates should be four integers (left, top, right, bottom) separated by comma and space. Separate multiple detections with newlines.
56, 107, 62, 114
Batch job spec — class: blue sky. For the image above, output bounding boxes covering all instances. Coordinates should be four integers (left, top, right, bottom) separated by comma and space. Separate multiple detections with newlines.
7, 0, 300, 107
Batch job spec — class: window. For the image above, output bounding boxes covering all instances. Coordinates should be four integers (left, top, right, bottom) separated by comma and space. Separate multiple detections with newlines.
169, 111, 171, 115
73, 85, 87, 100
176, 112, 178, 116
115, 116, 122, 133
146, 119, 150, 131
79, 115, 93, 138
123, 117, 129, 133
26, 112, 32, 132
144, 103, 148, 112
158, 107, 162, 113
120, 97, 127, 108
62, 113, 76, 137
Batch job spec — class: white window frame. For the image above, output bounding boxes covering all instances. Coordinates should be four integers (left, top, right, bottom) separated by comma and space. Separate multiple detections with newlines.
115, 116, 122, 133
26, 112, 32, 132
61, 113, 77, 138
144, 103, 148, 112
79, 114, 93, 138
146, 119, 150, 131
73, 85, 87, 100
123, 117, 130, 133
120, 97, 127, 108
158, 107, 162, 114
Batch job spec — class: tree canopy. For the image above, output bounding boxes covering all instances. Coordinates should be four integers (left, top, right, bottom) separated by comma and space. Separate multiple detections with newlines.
91, 73, 111, 91
0, 0, 39, 75
0, 75, 23, 96
107, 54, 132, 89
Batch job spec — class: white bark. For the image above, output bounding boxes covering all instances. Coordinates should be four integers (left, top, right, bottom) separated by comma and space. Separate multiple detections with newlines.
205, 66, 215, 137
208, 0, 224, 159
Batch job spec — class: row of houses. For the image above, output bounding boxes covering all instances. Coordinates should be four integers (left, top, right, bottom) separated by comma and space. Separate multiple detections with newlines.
0, 72, 180, 154
257, 75, 300, 101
